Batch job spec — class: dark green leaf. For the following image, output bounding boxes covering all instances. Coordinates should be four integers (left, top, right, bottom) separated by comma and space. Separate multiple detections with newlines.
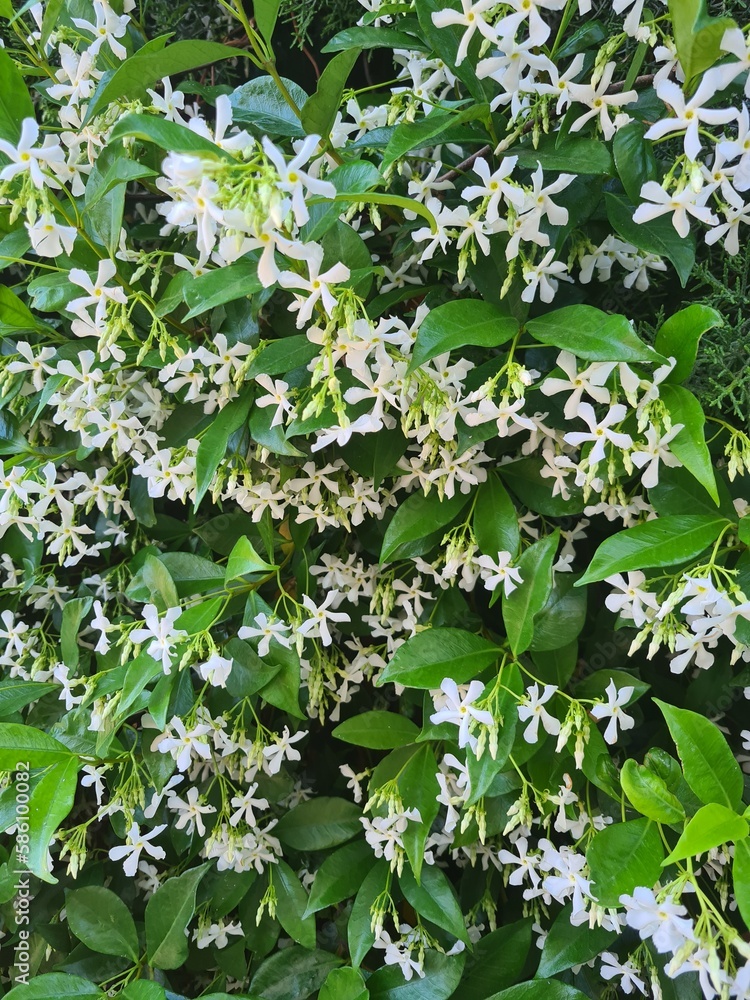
66, 886, 139, 961
275, 797, 362, 850
537, 903, 616, 977
399, 864, 469, 943
305, 840, 376, 916
655, 304, 723, 383
453, 919, 531, 1000
526, 305, 661, 362
408, 300, 518, 373
333, 712, 420, 749
605, 192, 695, 288
301, 49, 360, 139
0, 48, 34, 144
380, 490, 471, 563
146, 864, 210, 969
250, 947, 343, 1000
377, 628, 501, 689
586, 818, 664, 906
230, 76, 308, 137
502, 531, 559, 656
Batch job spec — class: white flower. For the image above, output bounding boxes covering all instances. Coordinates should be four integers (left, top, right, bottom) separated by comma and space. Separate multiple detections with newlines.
521, 250, 572, 303
130, 605, 188, 673
475, 551, 523, 596
430, 678, 493, 751
645, 78, 737, 162
262, 726, 307, 774
278, 244, 350, 328
517, 684, 561, 743
590, 679, 635, 744
540, 352, 615, 420
168, 785, 217, 837
154, 716, 212, 772
109, 822, 167, 877
430, 0, 499, 65
26, 211, 77, 257
620, 886, 695, 954
563, 402, 633, 466
68, 259, 128, 327
262, 133, 336, 226
195, 652, 233, 688
599, 952, 647, 995
254, 376, 294, 427
633, 181, 718, 238
604, 572, 660, 627
239, 613, 293, 656
568, 62, 638, 140
297, 591, 351, 646
229, 783, 270, 827
630, 423, 684, 488
0, 118, 65, 189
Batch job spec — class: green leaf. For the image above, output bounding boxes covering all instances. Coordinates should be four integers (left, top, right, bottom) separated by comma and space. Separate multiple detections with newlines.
655, 700, 744, 810
621, 759, 685, 825
377, 628, 501, 689
502, 531, 559, 656
275, 796, 362, 851
85, 157, 157, 210
109, 113, 234, 159
396, 744, 440, 880
85, 39, 244, 121
526, 305, 661, 363
485, 981, 590, 1000
586, 818, 665, 906
250, 947, 342, 1000
650, 466, 730, 518
612, 121, 658, 203
537, 903, 616, 977
452, 919, 531, 1000
399, 864, 469, 944
274, 859, 317, 949
301, 49, 360, 139
382, 104, 489, 170
333, 711, 420, 749
120, 986, 167, 1000
66, 886, 139, 961
514, 135, 613, 175
0, 284, 41, 332
230, 76, 308, 137
605, 191, 695, 287
305, 840, 376, 916
466, 664, 521, 805
225, 535, 276, 582
655, 304, 723, 383
408, 300, 518, 373
25, 757, 79, 883
0, 723, 76, 770
0, 680, 56, 717
195, 388, 253, 507
367, 951, 465, 999
60, 597, 93, 669
576, 515, 729, 586
4, 974, 104, 999
126, 552, 179, 610
348, 860, 389, 966
175, 595, 223, 635
254, 0, 282, 44
380, 489, 471, 563
146, 863, 210, 969
473, 473, 520, 558
659, 383, 719, 503
500, 456, 584, 516
246, 335, 320, 378
0, 48, 34, 144
664, 804, 748, 865
733, 838, 750, 931
182, 257, 263, 319
323, 25, 429, 52
224, 637, 281, 698
530, 574, 587, 653
28, 272, 82, 312
319, 967, 369, 1000
668, 0, 737, 80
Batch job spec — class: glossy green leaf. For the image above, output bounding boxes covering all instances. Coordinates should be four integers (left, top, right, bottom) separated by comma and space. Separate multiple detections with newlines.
230, 75, 308, 137
621, 759, 686, 825
333, 711, 420, 749
85, 39, 244, 121
586, 817, 664, 906
146, 863, 210, 969
250, 947, 343, 1000
577, 515, 729, 586
659, 383, 719, 503
25, 757, 79, 883
473, 473, 520, 558
305, 840, 376, 916
399, 864, 469, 943
655, 700, 744, 810
669, 0, 737, 80
655, 304, 723, 383
408, 300, 518, 373
664, 804, 748, 865
4, 974, 104, 999
0, 723, 76, 770
367, 951, 465, 999
348, 860, 389, 966
380, 489, 471, 563
530, 573, 586, 653
377, 628, 501, 689
274, 859, 317, 949
195, 388, 253, 508
612, 121, 658, 203
183, 257, 263, 319
109, 113, 233, 159
319, 967, 369, 1000
275, 796, 362, 851
502, 531, 559, 656
301, 49, 360, 139
733, 838, 750, 931
485, 981, 591, 1000
383, 104, 489, 170
225, 535, 276, 582
537, 903, 616, 977
452, 919, 531, 1000
60, 597, 93, 669
254, 0, 282, 43
65, 886, 139, 961
0, 680, 56, 717
526, 305, 660, 362
0, 48, 34, 144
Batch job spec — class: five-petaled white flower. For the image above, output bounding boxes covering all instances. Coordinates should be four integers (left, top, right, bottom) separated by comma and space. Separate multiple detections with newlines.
430, 678, 493, 750
590, 679, 636, 744
109, 822, 167, 877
